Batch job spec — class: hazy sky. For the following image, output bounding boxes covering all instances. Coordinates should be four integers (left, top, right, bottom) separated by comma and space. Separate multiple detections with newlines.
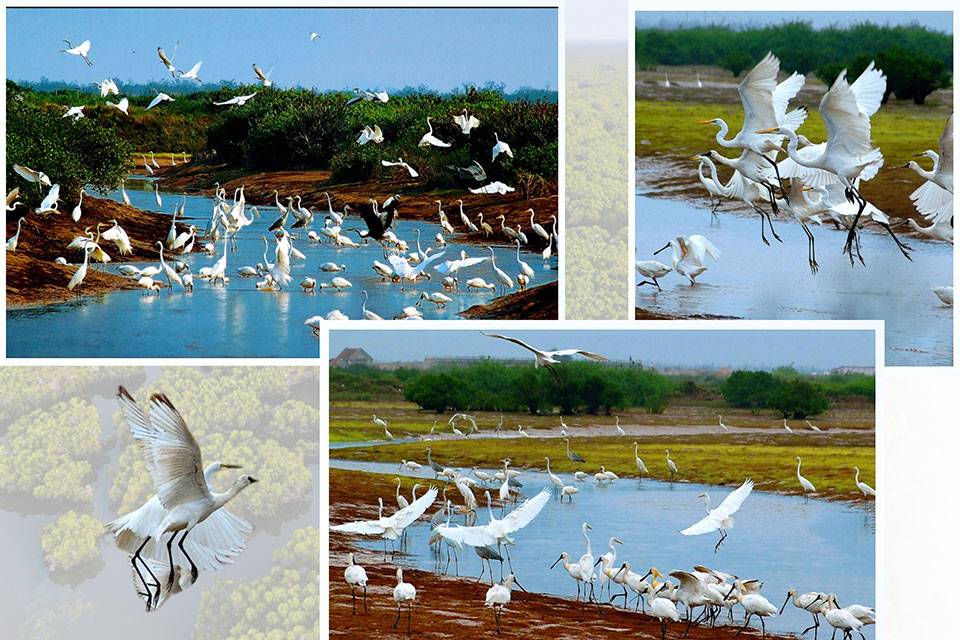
636, 11, 953, 34
6, 8, 558, 91
330, 329, 876, 370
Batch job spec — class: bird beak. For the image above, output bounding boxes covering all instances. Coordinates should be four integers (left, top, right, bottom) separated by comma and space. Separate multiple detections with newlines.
614, 538, 623, 545
653, 243, 669, 255
913, 152, 927, 158
801, 186, 815, 191
614, 564, 626, 579
593, 557, 602, 567
550, 555, 563, 569
779, 593, 791, 615
248, 477, 260, 483
513, 577, 528, 593
696, 120, 714, 125
756, 127, 778, 134
641, 570, 652, 581
725, 585, 735, 599
585, 524, 592, 530
220, 463, 242, 469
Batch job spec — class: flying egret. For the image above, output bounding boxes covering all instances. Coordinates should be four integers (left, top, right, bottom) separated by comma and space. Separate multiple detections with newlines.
345, 87, 389, 106
331, 487, 439, 554
214, 92, 257, 107
454, 108, 480, 135
418, 116, 450, 148
157, 43, 178, 76
147, 89, 175, 110
480, 331, 609, 383
60, 39, 92, 66
178, 60, 203, 82
252, 64, 273, 87
115, 387, 259, 608
796, 456, 817, 497
106, 460, 253, 604
492, 132, 513, 162
381, 157, 419, 178
681, 478, 754, 552
106, 97, 129, 115
392, 568, 417, 635
854, 466, 875, 501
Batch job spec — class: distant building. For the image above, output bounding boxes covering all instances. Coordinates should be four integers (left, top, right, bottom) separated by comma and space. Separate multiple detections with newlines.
831, 366, 875, 375
330, 348, 374, 368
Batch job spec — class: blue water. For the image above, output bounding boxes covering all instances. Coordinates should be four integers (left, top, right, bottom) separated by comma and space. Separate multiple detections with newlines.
7, 181, 556, 358
636, 194, 952, 367
331, 458, 876, 637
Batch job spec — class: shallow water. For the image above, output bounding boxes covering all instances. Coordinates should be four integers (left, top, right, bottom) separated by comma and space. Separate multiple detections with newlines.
2, 392, 319, 640
7, 181, 556, 358
332, 458, 876, 638
635, 194, 952, 366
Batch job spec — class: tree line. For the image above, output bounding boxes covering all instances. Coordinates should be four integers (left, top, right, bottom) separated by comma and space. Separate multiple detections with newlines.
331, 362, 874, 417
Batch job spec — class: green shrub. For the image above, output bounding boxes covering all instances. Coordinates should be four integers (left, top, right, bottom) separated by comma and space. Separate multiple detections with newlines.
768, 379, 831, 418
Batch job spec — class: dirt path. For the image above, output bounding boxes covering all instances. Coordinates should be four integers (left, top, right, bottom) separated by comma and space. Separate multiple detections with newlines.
459, 281, 557, 319
329, 469, 797, 640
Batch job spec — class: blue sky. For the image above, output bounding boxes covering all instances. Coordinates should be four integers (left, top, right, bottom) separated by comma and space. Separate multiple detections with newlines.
6, 8, 558, 91
636, 11, 953, 34
330, 329, 876, 371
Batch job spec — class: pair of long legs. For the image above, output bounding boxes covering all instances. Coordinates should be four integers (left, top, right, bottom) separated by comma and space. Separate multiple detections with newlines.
132, 529, 198, 609
350, 585, 368, 614
737, 613, 768, 639
392, 601, 413, 635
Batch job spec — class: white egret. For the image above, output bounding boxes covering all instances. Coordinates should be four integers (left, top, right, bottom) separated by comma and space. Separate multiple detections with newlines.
395, 478, 410, 510
62, 105, 85, 119
727, 579, 779, 639
514, 239, 535, 282
718, 415, 729, 433
544, 456, 564, 494
418, 116, 450, 148
106, 97, 129, 115
101, 220, 132, 255
615, 417, 626, 436
115, 387, 259, 608
796, 456, 817, 496
806, 420, 822, 432
6, 217, 26, 251
344, 88, 389, 106
356, 124, 384, 145
214, 92, 257, 107
645, 583, 681, 640
60, 39, 92, 65
147, 89, 175, 110
344, 553, 368, 614
106, 460, 252, 602
492, 132, 513, 162
485, 574, 516, 634
560, 485, 579, 502
331, 488, 438, 554
381, 157, 419, 178
820, 594, 864, 640
480, 331, 609, 382
121, 180, 131, 206
392, 568, 417, 634
783, 419, 793, 433
454, 108, 480, 135
854, 466, 875, 501
633, 442, 649, 480
665, 449, 679, 479
360, 290, 383, 320
91, 77, 119, 97
156, 241, 183, 291
932, 286, 954, 305
67, 245, 93, 297
681, 478, 753, 552
252, 63, 273, 87
470, 181, 515, 195
178, 60, 203, 82
780, 589, 825, 637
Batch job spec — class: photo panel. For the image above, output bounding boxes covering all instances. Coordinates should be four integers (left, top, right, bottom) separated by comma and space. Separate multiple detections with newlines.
0, 365, 319, 637
5, 5, 560, 360
327, 325, 877, 638
632, 10, 953, 367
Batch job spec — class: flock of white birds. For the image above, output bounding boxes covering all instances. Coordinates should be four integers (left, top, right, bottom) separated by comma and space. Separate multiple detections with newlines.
638, 52, 953, 306
7, 33, 560, 326
333, 422, 875, 639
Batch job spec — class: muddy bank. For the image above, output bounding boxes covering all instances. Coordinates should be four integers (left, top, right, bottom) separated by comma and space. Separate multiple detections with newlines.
635, 306, 740, 320
460, 281, 557, 319
329, 469, 796, 640
156, 163, 558, 249
6, 195, 189, 307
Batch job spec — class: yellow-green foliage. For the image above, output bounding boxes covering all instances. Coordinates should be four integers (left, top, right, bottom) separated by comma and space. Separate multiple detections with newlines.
40, 511, 102, 572
0, 398, 100, 503
335, 436, 874, 501
0, 366, 138, 423
193, 526, 319, 640
267, 399, 317, 443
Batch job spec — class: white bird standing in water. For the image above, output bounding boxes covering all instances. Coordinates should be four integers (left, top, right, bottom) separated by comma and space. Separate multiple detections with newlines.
681, 479, 754, 552
633, 442, 649, 480
854, 466, 875, 501
796, 456, 816, 497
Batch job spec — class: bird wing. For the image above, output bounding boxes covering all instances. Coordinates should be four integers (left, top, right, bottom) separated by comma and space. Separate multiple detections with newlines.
177, 507, 254, 570
147, 94, 163, 110
381, 159, 400, 167
480, 331, 541, 356
680, 512, 721, 536
772, 71, 805, 123
182, 60, 202, 77
849, 61, 886, 118
936, 112, 953, 181
436, 522, 497, 547
669, 570, 704, 591
715, 479, 754, 518
820, 72, 874, 158
549, 349, 609, 361
738, 52, 779, 132
158, 48, 173, 67
687, 235, 721, 263
388, 486, 438, 529
777, 143, 839, 187
331, 519, 386, 535
411, 251, 446, 277
910, 181, 953, 223
387, 254, 414, 278
253, 64, 268, 82
499, 488, 551, 534
454, 480, 475, 507
124, 389, 209, 511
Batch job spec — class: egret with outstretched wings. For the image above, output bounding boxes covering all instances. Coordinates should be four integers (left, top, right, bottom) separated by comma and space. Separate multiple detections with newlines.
681, 478, 754, 552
